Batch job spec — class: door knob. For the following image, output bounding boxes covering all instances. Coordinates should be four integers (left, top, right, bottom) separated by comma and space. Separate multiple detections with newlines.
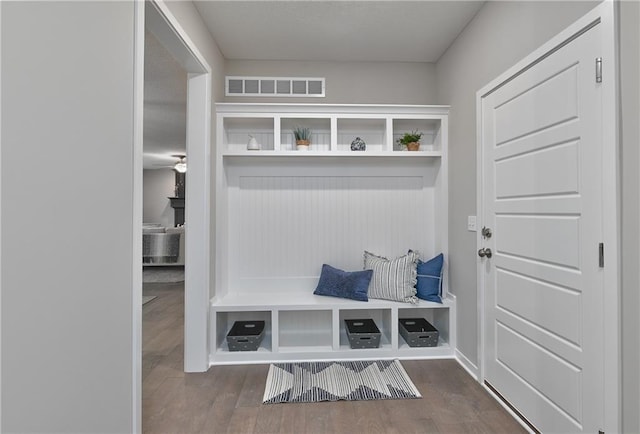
478, 248, 493, 258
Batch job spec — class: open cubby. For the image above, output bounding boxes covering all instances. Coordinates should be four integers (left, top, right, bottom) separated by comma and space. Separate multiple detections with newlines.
278, 309, 333, 352
339, 308, 392, 351
398, 306, 451, 350
211, 104, 452, 365
280, 117, 331, 152
336, 118, 386, 152
214, 310, 272, 354
392, 118, 442, 152
223, 117, 275, 152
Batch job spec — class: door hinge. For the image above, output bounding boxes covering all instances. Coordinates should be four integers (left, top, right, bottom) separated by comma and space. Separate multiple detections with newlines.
599, 243, 604, 268
596, 57, 602, 83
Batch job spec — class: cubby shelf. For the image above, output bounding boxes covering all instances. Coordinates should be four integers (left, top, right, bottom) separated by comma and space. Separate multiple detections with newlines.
217, 103, 447, 156
210, 293, 456, 365
212, 103, 452, 366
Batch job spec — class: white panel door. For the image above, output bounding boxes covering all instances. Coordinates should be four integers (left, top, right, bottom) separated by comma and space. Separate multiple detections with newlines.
481, 22, 604, 433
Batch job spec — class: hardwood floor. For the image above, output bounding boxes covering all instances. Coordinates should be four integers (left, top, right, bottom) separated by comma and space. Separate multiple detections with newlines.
142, 283, 526, 433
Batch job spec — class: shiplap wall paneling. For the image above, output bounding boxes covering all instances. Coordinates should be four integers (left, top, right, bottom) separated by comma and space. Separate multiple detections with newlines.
226, 169, 437, 294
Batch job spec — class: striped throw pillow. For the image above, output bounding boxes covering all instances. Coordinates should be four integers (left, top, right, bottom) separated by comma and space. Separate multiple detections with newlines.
364, 250, 419, 303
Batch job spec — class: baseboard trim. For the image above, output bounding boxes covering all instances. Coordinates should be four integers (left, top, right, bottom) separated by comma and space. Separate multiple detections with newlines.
484, 381, 538, 434
454, 348, 479, 380
453, 351, 535, 433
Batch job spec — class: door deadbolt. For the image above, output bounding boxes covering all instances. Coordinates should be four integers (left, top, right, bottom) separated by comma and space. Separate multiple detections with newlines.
478, 248, 492, 258
481, 226, 492, 239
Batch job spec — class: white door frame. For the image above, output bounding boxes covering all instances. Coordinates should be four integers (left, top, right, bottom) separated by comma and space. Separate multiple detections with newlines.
0, 2, 3, 429
133, 0, 212, 430
476, 1, 620, 431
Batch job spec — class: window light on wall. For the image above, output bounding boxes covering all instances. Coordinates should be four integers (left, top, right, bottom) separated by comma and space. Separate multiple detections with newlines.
226, 76, 325, 97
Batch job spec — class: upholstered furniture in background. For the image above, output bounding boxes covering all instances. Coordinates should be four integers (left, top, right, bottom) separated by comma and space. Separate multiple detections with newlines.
142, 224, 184, 265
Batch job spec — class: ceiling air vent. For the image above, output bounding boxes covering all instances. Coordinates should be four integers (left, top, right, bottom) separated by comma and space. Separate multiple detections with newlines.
226, 76, 325, 97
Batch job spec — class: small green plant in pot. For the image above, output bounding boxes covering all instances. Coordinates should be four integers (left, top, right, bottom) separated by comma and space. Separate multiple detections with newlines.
293, 127, 312, 150
397, 130, 424, 151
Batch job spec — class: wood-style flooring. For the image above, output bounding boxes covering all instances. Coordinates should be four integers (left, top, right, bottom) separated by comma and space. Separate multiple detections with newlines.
142, 283, 526, 433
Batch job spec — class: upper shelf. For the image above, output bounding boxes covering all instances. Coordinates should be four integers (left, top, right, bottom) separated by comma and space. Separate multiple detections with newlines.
222, 150, 443, 158
216, 103, 449, 157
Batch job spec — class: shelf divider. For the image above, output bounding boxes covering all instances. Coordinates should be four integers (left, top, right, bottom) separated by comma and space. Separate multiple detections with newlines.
274, 115, 281, 151
330, 117, 338, 151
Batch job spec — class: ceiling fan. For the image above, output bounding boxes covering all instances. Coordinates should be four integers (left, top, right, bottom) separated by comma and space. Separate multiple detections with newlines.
173, 155, 187, 173
152, 154, 187, 173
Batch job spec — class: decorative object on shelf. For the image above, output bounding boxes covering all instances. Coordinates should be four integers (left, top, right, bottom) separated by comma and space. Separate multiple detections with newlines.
293, 126, 311, 150
350, 136, 366, 151
247, 134, 261, 151
262, 360, 421, 404
397, 130, 424, 151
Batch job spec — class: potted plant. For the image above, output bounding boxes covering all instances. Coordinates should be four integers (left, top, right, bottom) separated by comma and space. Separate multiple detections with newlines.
293, 127, 311, 150
397, 130, 424, 151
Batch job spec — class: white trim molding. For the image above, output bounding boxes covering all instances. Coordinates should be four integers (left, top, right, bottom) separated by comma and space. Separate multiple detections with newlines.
0, 1, 4, 429
132, 1, 145, 432
143, 1, 212, 374
455, 349, 479, 381
599, 2, 621, 430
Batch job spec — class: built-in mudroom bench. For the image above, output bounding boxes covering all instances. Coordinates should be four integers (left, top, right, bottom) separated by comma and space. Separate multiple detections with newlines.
211, 103, 453, 365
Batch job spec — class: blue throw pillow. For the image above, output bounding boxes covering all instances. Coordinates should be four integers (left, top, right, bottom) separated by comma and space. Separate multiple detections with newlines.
313, 264, 372, 302
416, 253, 444, 303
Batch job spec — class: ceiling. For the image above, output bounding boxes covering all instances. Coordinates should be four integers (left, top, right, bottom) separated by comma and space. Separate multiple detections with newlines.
194, 1, 485, 63
143, 1, 485, 168
143, 30, 188, 169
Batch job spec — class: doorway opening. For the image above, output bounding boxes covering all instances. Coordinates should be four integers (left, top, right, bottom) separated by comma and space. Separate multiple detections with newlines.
142, 24, 187, 283
133, 1, 212, 428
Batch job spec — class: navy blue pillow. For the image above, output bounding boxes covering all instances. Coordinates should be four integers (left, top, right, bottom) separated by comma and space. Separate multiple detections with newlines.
313, 264, 372, 302
416, 254, 444, 303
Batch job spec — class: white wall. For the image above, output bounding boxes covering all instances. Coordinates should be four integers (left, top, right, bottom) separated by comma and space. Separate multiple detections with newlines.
143, 168, 175, 227
225, 60, 438, 104
619, 1, 640, 432
435, 0, 600, 369
1, 2, 136, 432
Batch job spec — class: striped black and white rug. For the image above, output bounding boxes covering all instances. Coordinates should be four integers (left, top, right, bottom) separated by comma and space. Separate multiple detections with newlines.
262, 360, 421, 404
